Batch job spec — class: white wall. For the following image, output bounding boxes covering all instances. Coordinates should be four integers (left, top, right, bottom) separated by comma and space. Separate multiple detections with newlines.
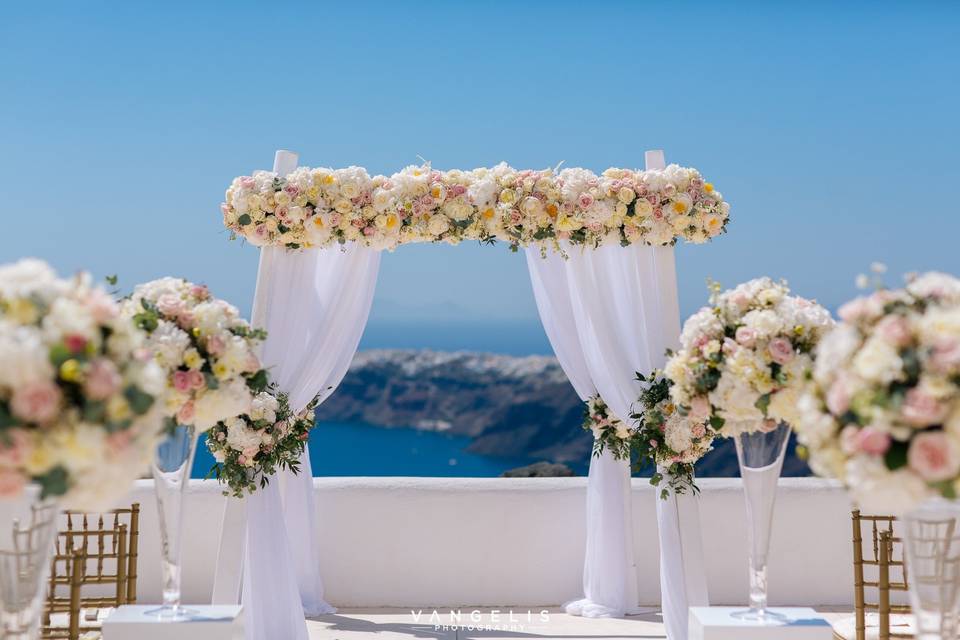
124, 477, 855, 609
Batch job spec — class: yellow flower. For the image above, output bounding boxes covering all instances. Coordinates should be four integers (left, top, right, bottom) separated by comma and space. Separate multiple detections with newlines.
184, 348, 204, 370
322, 174, 336, 186
704, 183, 714, 193
60, 359, 83, 383
212, 362, 230, 380
385, 213, 399, 230
24, 443, 56, 475
481, 208, 495, 220
703, 214, 722, 233
5, 298, 38, 324
106, 395, 132, 422
498, 189, 517, 205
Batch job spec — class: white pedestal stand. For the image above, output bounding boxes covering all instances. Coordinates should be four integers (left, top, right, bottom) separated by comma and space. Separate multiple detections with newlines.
689, 607, 832, 640
102, 605, 244, 640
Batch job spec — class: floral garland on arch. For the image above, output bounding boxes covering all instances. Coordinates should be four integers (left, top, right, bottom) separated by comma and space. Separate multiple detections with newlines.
631, 371, 715, 499
121, 278, 269, 431
582, 395, 636, 460
221, 163, 730, 251
206, 389, 318, 498
665, 277, 834, 438
0, 260, 165, 510
796, 271, 960, 514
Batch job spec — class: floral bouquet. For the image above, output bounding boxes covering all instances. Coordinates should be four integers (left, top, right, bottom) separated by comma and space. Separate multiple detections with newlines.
221, 163, 729, 252
205, 390, 317, 497
582, 395, 635, 460
0, 259, 165, 510
631, 371, 714, 499
122, 278, 268, 430
797, 271, 960, 514
665, 277, 834, 437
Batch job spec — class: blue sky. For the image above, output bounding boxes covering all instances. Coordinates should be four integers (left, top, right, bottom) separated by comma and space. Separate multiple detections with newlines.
2, 2, 958, 354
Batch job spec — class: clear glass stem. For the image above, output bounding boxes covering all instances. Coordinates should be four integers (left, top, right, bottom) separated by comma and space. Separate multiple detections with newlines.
733, 422, 790, 622
0, 488, 60, 640
903, 499, 960, 640
150, 424, 197, 620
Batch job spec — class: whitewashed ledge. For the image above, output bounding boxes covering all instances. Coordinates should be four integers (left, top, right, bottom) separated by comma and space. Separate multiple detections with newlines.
120, 476, 853, 609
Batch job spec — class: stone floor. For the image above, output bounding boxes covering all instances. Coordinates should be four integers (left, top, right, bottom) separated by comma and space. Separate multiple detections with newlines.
306, 608, 853, 639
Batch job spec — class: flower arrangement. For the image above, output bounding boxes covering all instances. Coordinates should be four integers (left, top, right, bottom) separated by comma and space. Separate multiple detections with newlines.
205, 389, 317, 497
121, 278, 268, 430
583, 395, 635, 460
221, 163, 729, 251
665, 277, 834, 437
0, 259, 165, 509
796, 271, 960, 514
631, 371, 714, 499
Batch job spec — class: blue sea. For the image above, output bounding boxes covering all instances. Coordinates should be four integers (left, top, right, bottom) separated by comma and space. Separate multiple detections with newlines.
191, 421, 569, 478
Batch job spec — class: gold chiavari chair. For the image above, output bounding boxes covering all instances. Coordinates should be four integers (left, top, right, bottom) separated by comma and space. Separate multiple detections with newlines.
41, 505, 140, 640
837, 510, 913, 640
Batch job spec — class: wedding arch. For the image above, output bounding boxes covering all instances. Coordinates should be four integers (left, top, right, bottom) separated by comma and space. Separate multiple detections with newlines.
212, 149, 726, 640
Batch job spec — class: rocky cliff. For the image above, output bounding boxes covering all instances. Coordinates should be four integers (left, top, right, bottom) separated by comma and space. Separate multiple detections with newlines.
315, 349, 810, 477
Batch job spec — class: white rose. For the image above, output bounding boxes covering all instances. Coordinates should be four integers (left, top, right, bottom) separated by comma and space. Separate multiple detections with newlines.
852, 336, 903, 384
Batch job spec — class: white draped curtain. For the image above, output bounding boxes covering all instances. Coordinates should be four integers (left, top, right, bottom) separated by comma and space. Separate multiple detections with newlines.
525, 224, 708, 637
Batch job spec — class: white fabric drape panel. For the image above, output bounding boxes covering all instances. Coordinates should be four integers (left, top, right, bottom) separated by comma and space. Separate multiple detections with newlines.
526, 247, 633, 618
526, 243, 707, 636
242, 482, 308, 640
242, 244, 381, 636
244, 244, 380, 624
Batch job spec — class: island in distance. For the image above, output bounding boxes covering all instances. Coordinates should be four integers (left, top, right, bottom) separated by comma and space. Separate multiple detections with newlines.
315, 349, 810, 477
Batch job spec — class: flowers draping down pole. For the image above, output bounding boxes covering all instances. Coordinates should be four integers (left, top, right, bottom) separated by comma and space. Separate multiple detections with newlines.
222, 163, 730, 252
206, 390, 318, 498
581, 372, 715, 500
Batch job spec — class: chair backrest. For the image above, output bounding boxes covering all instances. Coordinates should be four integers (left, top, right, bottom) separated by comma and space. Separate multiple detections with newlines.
42, 504, 140, 639
851, 510, 910, 640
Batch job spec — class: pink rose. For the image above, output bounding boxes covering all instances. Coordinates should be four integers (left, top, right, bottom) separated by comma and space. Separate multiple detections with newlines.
84, 288, 118, 323
191, 285, 209, 301
759, 419, 779, 433
688, 396, 711, 423
930, 337, 960, 374
578, 193, 594, 209
240, 177, 255, 189
106, 430, 132, 456
837, 297, 874, 323
242, 446, 259, 459
826, 376, 852, 415
0, 429, 29, 466
730, 292, 750, 309
691, 424, 706, 439
237, 454, 247, 465
768, 338, 795, 365
0, 469, 25, 498
84, 359, 122, 400
11, 380, 62, 424
735, 327, 757, 347
363, 226, 376, 237
840, 425, 860, 454
176, 400, 195, 425
206, 335, 225, 356
855, 427, 891, 456
902, 388, 947, 427
172, 370, 192, 393
244, 353, 261, 373
176, 312, 195, 330
156, 294, 184, 318
186, 370, 205, 391
875, 315, 912, 347
908, 431, 960, 482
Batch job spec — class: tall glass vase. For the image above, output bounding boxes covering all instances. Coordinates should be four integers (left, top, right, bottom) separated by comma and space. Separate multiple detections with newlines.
0, 486, 60, 640
902, 499, 960, 640
150, 424, 197, 620
733, 421, 791, 622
